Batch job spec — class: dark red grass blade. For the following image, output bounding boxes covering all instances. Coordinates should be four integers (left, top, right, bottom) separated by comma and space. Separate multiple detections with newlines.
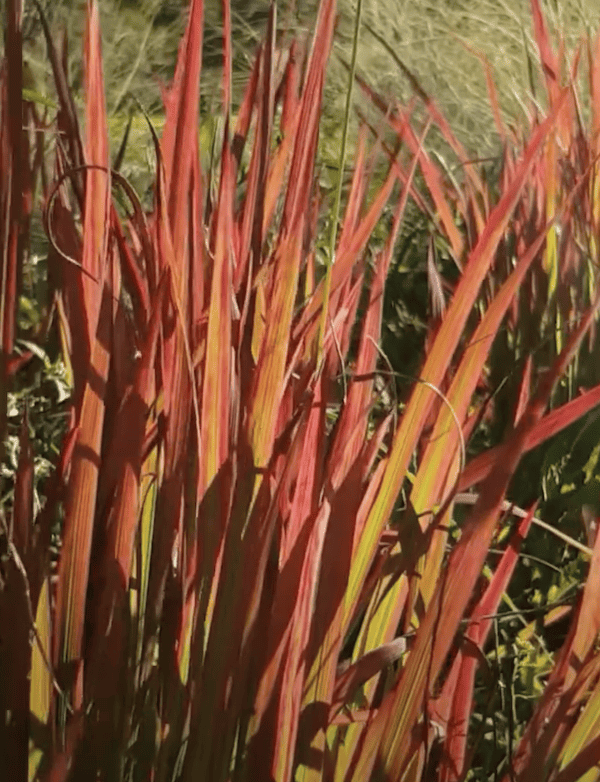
433, 508, 535, 781
0, 0, 25, 470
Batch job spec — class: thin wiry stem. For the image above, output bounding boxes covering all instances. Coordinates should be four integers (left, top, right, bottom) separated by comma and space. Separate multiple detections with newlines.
317, 0, 363, 368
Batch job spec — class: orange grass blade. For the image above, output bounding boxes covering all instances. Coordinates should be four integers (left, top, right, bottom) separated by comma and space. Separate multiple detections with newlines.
344, 99, 565, 636
460, 382, 600, 491
99, 276, 166, 617
201, 120, 233, 494
295, 138, 422, 777
248, 228, 304, 469
53, 1, 111, 704
258, 378, 328, 782
353, 73, 464, 260
352, 280, 600, 782
551, 734, 600, 782
79, 277, 167, 773
530, 0, 561, 104
505, 508, 600, 781
434, 509, 535, 781
160, 0, 204, 269
403, 221, 552, 616
198, 119, 235, 643
248, 0, 335, 472
295, 164, 398, 350
80, 0, 110, 346
552, 669, 600, 782
53, 291, 111, 693
236, 7, 275, 287
261, 43, 305, 236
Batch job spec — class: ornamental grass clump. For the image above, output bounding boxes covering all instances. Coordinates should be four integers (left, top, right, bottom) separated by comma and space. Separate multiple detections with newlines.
4, 1, 600, 781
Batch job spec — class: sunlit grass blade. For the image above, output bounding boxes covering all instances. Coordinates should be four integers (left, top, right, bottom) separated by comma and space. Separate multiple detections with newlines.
353, 281, 600, 782
197, 118, 235, 646
295, 134, 421, 780
160, 0, 203, 268
434, 509, 535, 781
236, 6, 275, 287
248, 377, 328, 782
53, 1, 111, 718
343, 98, 564, 641
505, 504, 600, 781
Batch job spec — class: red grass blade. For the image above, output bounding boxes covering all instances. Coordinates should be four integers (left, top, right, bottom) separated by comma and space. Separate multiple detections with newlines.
160, 0, 204, 269
344, 97, 565, 637
353, 276, 600, 782
53, 1, 111, 709
460, 382, 600, 491
434, 509, 535, 781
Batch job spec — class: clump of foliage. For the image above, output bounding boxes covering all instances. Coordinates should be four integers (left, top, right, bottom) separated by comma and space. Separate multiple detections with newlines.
3, 2, 600, 782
